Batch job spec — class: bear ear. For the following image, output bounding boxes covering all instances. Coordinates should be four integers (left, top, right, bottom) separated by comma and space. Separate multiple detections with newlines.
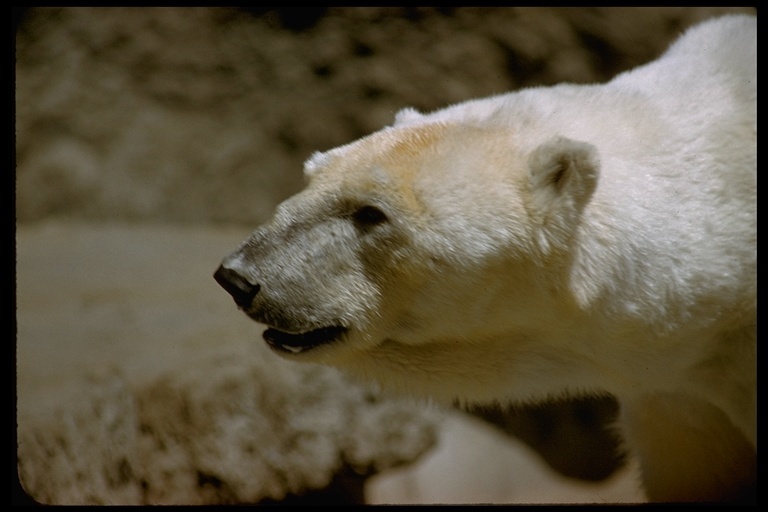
394, 107, 423, 126
527, 136, 600, 253
528, 136, 599, 217
303, 150, 329, 178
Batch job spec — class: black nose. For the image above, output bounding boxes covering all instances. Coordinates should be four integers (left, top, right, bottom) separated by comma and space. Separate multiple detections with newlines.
213, 265, 261, 309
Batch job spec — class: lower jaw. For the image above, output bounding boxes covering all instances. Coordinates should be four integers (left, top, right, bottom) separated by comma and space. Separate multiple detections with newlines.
262, 325, 348, 354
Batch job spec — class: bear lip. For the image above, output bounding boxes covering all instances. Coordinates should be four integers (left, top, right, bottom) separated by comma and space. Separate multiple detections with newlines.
262, 325, 348, 354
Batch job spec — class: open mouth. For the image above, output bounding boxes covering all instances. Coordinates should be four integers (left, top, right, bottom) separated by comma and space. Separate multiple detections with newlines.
263, 325, 348, 354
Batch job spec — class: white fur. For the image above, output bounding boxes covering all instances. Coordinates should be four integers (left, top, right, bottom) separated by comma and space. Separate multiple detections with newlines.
220, 15, 756, 502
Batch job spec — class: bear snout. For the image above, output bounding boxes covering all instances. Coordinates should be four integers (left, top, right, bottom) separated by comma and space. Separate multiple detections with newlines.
213, 265, 261, 309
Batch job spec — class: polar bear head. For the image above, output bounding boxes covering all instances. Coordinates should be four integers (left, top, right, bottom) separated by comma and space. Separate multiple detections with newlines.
214, 114, 599, 399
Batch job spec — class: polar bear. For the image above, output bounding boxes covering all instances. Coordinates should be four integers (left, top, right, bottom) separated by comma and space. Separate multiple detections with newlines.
214, 15, 756, 503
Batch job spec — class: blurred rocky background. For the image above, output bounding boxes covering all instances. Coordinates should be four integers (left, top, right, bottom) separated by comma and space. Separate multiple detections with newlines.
15, 6, 754, 505
15, 6, 753, 226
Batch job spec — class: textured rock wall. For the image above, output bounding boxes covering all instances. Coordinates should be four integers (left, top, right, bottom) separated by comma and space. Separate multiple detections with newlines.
17, 358, 437, 505
15, 7, 751, 225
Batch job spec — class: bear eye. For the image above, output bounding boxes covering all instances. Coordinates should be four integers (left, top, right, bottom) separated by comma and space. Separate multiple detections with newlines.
352, 204, 388, 228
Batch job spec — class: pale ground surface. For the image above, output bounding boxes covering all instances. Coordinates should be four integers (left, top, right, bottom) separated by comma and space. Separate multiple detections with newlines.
368, 411, 646, 505
15, 220, 646, 504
